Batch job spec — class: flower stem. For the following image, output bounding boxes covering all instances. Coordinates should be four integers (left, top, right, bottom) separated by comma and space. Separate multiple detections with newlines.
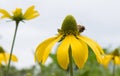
68, 46, 73, 76
6, 21, 19, 76
113, 62, 116, 76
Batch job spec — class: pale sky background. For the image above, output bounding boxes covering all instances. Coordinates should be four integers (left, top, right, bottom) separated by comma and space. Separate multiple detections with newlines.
0, 0, 120, 69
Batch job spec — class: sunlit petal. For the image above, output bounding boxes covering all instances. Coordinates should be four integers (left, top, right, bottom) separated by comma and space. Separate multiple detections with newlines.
42, 35, 62, 64
0, 9, 11, 18
25, 11, 39, 20
102, 55, 113, 67
35, 35, 62, 64
23, 5, 39, 20
0, 54, 4, 65
0, 53, 18, 64
5, 53, 18, 62
23, 6, 34, 17
70, 35, 88, 68
35, 37, 55, 62
78, 36, 104, 63
114, 56, 120, 64
57, 36, 70, 69
0, 53, 4, 62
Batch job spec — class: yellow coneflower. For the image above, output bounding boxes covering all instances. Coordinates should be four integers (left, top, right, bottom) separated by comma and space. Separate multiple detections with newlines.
0, 46, 18, 65
0, 5, 39, 75
0, 5, 39, 21
35, 15, 104, 70
102, 48, 120, 67
102, 48, 120, 76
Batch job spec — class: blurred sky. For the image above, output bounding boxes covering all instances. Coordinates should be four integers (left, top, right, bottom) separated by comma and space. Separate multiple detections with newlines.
0, 0, 120, 69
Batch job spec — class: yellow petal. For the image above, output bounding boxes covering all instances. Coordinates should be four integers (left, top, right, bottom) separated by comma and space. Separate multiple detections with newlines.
25, 11, 39, 20
0, 9, 11, 18
0, 53, 8, 64
0, 53, 18, 64
8, 54, 18, 62
35, 37, 55, 62
23, 5, 39, 20
70, 35, 88, 69
78, 36, 104, 63
35, 35, 62, 64
102, 55, 113, 67
114, 56, 120, 64
5, 53, 18, 63
23, 6, 34, 17
0, 53, 4, 63
57, 36, 70, 69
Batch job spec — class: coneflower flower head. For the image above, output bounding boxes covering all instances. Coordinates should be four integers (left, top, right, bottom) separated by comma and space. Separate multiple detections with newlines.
102, 48, 120, 67
60, 15, 79, 35
0, 5, 39, 22
35, 15, 104, 69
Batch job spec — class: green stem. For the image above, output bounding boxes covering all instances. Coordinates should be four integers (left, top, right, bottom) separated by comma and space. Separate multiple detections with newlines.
6, 21, 19, 76
113, 62, 115, 76
68, 46, 73, 76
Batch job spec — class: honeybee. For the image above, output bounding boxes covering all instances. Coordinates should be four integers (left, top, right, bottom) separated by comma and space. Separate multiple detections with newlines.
77, 25, 85, 33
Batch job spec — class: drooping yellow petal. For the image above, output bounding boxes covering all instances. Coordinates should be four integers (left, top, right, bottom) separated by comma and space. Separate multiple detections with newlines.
0, 53, 18, 64
0, 53, 4, 63
42, 35, 62, 64
114, 56, 120, 64
2, 53, 17, 64
102, 55, 113, 67
35, 37, 55, 62
78, 36, 104, 63
5, 53, 18, 62
23, 5, 39, 20
35, 35, 62, 64
0, 9, 11, 18
70, 35, 88, 69
57, 35, 70, 69
0, 55, 3, 65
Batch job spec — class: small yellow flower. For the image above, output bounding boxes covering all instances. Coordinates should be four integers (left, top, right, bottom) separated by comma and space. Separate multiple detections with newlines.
0, 5, 39, 21
0, 46, 18, 65
35, 15, 104, 69
102, 48, 120, 67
